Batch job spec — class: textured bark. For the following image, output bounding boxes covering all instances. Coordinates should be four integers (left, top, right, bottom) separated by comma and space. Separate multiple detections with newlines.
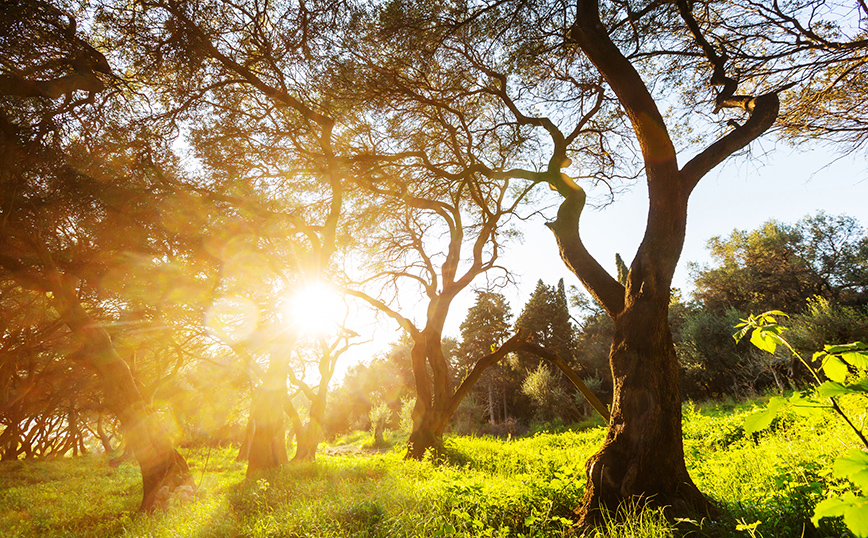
574, 295, 707, 525
236, 417, 255, 462
555, 0, 779, 524
291, 392, 325, 463
405, 332, 529, 459
405, 412, 444, 460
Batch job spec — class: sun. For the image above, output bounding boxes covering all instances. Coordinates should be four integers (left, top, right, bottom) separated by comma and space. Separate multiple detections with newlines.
283, 282, 345, 336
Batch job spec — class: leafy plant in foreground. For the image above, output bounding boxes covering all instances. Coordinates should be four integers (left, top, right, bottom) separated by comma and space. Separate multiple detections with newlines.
734, 311, 868, 536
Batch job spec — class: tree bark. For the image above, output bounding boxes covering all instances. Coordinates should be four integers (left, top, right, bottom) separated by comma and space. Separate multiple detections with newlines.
552, 0, 781, 524
574, 295, 707, 524
405, 331, 529, 459
291, 395, 325, 462
40, 257, 194, 511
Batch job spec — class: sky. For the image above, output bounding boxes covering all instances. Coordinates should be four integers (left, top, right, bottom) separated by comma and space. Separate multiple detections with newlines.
337, 143, 868, 374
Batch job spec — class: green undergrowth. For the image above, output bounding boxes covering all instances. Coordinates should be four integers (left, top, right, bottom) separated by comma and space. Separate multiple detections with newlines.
0, 398, 861, 537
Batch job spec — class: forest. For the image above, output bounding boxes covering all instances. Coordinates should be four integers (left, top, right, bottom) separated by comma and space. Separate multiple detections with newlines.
2, 0, 868, 536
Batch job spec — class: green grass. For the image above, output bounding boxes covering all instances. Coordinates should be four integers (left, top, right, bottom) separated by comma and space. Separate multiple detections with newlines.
0, 396, 861, 537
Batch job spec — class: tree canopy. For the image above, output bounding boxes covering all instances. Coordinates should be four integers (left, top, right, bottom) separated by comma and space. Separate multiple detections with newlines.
2, 0, 868, 524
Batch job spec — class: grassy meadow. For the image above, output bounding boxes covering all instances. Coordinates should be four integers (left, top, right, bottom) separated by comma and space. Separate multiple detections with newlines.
0, 396, 859, 538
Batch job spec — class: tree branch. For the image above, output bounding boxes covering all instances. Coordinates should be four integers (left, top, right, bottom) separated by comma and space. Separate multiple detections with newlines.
680, 93, 780, 192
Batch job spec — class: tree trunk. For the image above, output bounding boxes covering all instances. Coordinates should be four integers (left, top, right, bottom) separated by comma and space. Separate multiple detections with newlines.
245, 385, 289, 475
236, 416, 255, 462
42, 262, 194, 511
100, 357, 195, 511
96, 410, 114, 454
292, 421, 321, 462
291, 385, 328, 463
573, 294, 708, 525
405, 411, 445, 460
405, 332, 529, 459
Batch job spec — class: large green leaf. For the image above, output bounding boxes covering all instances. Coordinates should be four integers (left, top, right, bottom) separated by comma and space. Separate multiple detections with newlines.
813, 493, 868, 538
818, 381, 851, 398
823, 355, 850, 383
841, 351, 868, 370
750, 328, 780, 354
845, 498, 868, 538
834, 450, 868, 490
813, 496, 847, 524
788, 392, 825, 417
825, 342, 868, 355
744, 397, 787, 434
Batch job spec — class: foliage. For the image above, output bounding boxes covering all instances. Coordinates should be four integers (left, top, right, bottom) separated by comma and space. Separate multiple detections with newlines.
521, 364, 580, 424
455, 291, 514, 426
369, 403, 392, 446
515, 280, 576, 361
734, 311, 868, 537
691, 213, 868, 314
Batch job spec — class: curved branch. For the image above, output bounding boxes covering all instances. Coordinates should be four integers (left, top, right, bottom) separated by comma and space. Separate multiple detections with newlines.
343, 288, 421, 339
545, 188, 625, 318
445, 331, 527, 420
569, 0, 678, 180
680, 93, 780, 192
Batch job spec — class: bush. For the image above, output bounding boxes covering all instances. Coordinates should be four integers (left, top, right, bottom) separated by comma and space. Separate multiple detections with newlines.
521, 364, 578, 423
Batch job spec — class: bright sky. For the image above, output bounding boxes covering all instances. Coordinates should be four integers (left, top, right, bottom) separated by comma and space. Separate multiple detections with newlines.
335, 144, 867, 377
498, 145, 868, 310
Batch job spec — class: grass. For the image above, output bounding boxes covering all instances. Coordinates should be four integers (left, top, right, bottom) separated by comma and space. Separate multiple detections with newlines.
0, 395, 861, 537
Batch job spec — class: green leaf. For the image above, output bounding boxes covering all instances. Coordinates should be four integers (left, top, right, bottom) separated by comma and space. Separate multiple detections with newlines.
823, 355, 850, 383
750, 328, 780, 354
817, 493, 868, 538
833, 450, 868, 490
813, 496, 847, 526
744, 397, 787, 434
788, 392, 824, 417
848, 378, 868, 393
817, 381, 851, 398
825, 342, 868, 355
818, 379, 868, 397
733, 324, 751, 343
841, 351, 868, 370
843, 496, 868, 538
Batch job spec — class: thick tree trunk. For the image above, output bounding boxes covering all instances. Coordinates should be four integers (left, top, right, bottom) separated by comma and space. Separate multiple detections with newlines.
245, 385, 289, 476
292, 422, 321, 462
236, 416, 255, 462
95, 411, 114, 454
405, 332, 529, 460
100, 356, 195, 511
292, 386, 328, 463
574, 295, 708, 525
405, 411, 445, 460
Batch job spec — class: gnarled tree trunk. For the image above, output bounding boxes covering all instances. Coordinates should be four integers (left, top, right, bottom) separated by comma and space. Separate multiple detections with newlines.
552, 0, 780, 524
575, 292, 706, 523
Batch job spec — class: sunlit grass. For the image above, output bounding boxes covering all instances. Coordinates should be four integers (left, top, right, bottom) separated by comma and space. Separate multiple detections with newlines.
0, 396, 859, 537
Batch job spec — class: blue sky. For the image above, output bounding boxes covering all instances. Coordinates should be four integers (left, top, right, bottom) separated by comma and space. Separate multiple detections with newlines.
504, 145, 867, 299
